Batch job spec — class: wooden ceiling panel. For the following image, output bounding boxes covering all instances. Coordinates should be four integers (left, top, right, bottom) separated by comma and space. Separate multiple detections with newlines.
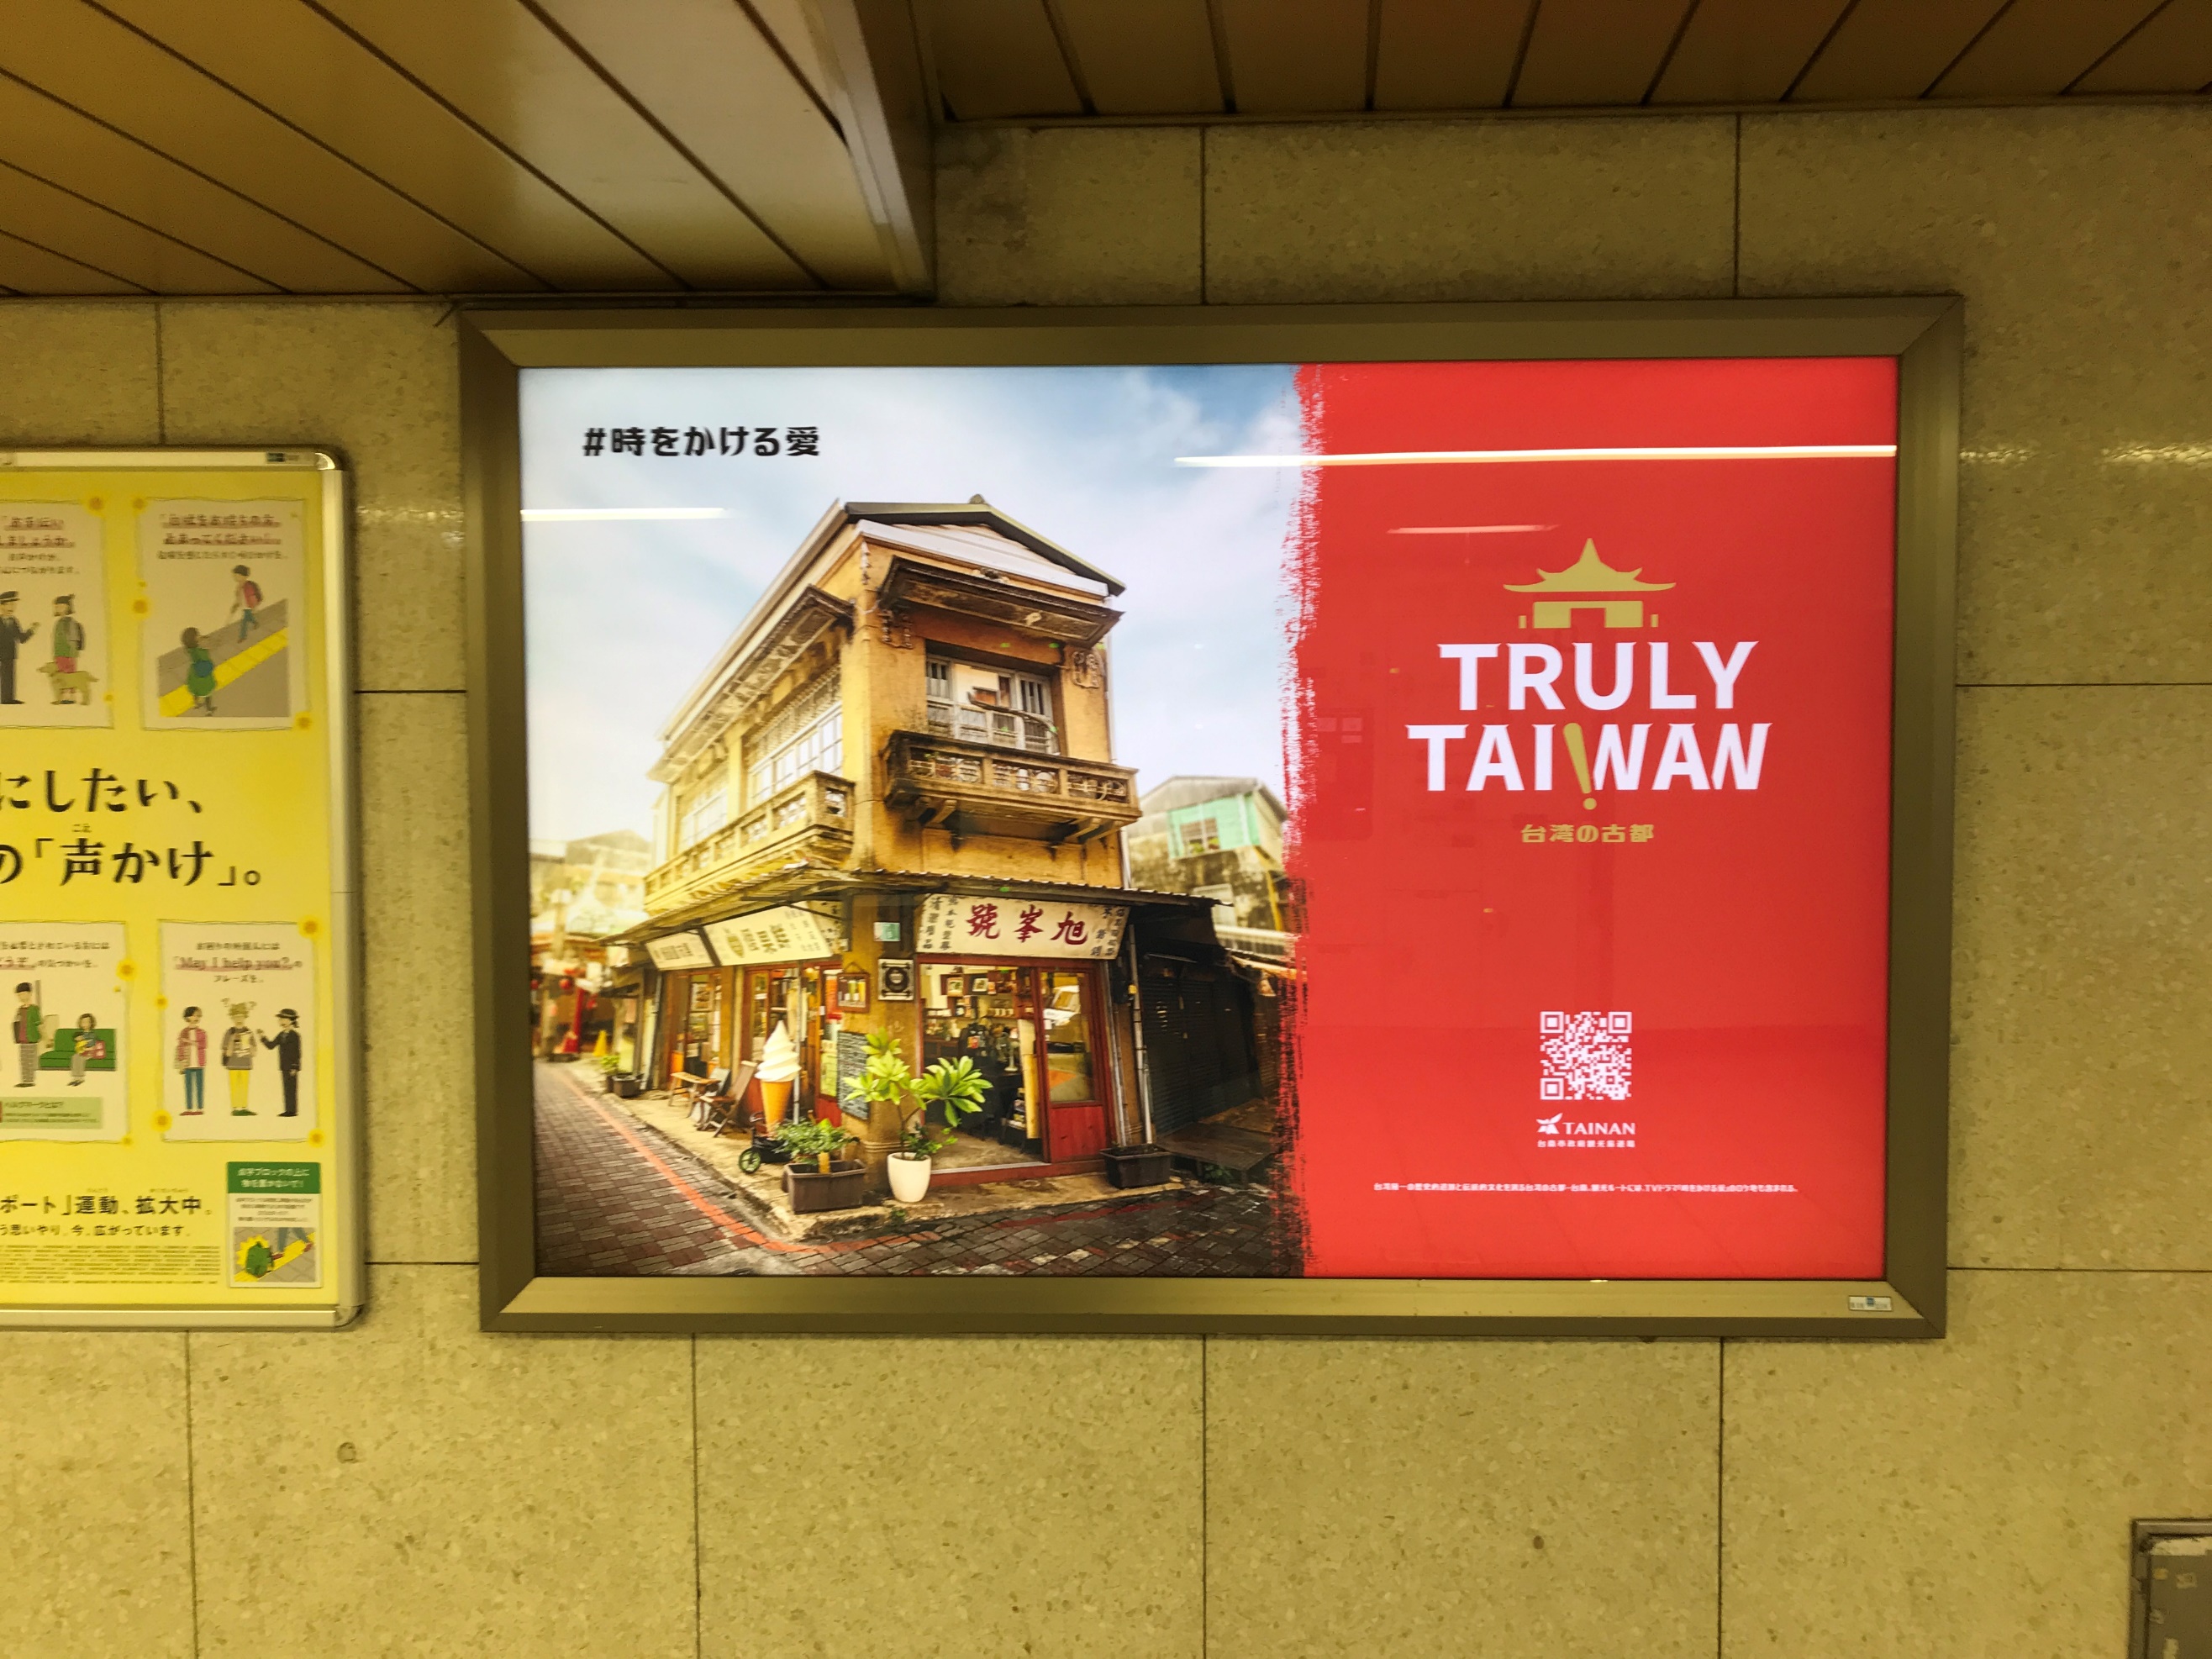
926, 0, 1083, 118
1791, 0, 2006, 101
0, 224, 146, 293
0, 156, 274, 292
1, 0, 536, 292
1054, 0, 1224, 115
1373, 0, 1529, 110
0, 73, 394, 290
101, 0, 674, 292
2074, 0, 2212, 92
1651, 0, 1851, 104
534, 0, 891, 287
1513, 0, 1694, 106
316, 0, 813, 289
1935, 0, 2165, 97
748, 0, 840, 108
1216, 0, 1371, 113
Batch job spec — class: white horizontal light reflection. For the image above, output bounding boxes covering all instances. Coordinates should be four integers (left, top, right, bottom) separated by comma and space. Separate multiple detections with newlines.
1175, 445, 1898, 467
1389, 524, 1556, 535
520, 507, 729, 522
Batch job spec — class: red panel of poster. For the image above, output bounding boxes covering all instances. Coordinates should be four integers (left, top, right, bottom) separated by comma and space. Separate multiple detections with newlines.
1288, 357, 1898, 1279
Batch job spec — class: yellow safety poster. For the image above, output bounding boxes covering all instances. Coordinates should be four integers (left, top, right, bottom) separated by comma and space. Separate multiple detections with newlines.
0, 450, 357, 1327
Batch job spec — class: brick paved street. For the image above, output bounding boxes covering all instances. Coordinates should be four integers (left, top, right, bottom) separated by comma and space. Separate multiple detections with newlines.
533, 1061, 1298, 1277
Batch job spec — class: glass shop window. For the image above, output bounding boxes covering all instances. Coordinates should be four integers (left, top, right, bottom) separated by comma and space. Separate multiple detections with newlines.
1038, 972, 1095, 1103
673, 974, 719, 1074
926, 656, 1056, 754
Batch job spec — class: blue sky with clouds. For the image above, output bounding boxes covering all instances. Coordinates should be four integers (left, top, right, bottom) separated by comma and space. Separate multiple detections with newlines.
519, 364, 1304, 845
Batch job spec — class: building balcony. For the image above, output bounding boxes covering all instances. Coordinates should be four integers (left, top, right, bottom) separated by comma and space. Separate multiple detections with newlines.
882, 729, 1139, 845
644, 771, 854, 911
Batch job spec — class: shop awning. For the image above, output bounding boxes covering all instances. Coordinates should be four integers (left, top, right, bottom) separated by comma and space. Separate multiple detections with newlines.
612, 864, 1214, 952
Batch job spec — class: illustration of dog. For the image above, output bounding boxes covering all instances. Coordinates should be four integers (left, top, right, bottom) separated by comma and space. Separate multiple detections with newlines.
38, 661, 96, 704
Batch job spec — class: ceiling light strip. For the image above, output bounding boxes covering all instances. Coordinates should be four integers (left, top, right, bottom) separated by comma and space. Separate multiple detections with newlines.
1175, 445, 1899, 467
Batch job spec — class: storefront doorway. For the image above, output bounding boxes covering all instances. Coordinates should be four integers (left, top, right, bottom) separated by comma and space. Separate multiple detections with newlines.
661, 969, 725, 1082
919, 961, 1111, 1172
740, 961, 836, 1118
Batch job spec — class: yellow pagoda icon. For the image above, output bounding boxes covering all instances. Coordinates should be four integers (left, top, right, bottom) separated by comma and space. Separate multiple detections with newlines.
1505, 540, 1672, 629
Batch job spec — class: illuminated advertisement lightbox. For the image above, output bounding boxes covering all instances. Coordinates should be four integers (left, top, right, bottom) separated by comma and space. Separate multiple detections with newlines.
466, 301, 1957, 1335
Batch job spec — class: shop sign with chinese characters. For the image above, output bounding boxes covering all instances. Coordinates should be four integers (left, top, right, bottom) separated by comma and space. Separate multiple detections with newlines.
702, 905, 839, 966
644, 930, 714, 971
914, 895, 1126, 960
0, 452, 357, 1329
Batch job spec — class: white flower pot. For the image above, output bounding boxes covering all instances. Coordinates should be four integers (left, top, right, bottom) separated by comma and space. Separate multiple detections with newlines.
887, 1153, 932, 1203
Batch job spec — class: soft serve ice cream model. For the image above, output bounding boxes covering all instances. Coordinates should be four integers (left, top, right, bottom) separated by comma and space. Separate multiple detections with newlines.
756, 1021, 800, 1130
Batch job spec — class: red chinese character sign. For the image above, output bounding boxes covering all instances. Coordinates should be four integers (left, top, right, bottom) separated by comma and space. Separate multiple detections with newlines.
1286, 358, 1897, 1280
912, 895, 1126, 961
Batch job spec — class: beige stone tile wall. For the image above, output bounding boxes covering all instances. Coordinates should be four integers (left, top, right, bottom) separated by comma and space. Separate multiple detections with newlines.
1740, 107, 2212, 685
1207, 1339, 1720, 1659
696, 1335, 1203, 1659
1202, 116, 1737, 304
3, 97, 2209, 1657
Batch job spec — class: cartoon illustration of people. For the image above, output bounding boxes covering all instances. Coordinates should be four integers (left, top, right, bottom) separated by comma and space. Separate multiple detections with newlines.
45, 593, 90, 705
0, 592, 34, 705
229, 565, 261, 641
11, 982, 40, 1087
181, 626, 218, 715
175, 1005, 208, 1114
260, 1008, 303, 1117
220, 1000, 257, 1115
69, 1012, 98, 1085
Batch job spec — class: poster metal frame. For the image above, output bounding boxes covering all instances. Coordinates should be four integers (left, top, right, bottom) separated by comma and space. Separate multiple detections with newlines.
463, 298, 1959, 1337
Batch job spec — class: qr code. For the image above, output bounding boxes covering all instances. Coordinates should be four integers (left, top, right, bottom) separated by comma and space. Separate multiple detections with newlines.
1539, 1011, 1632, 1101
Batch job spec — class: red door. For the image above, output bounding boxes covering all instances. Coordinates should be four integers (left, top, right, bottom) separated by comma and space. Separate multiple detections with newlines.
1031, 966, 1110, 1160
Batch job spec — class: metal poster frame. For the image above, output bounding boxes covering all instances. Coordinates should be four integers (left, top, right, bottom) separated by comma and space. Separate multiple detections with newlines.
0, 449, 362, 1330
464, 299, 1959, 1337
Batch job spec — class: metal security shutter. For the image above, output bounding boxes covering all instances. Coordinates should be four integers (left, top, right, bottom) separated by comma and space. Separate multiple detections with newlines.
1139, 960, 1260, 1135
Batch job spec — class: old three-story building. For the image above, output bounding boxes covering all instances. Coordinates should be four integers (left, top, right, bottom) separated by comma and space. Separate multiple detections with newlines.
625, 498, 1214, 1190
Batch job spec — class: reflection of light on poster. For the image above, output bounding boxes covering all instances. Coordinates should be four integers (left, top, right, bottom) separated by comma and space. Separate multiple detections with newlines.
161, 924, 316, 1141
0, 503, 108, 728
0, 925, 128, 1141
138, 498, 305, 730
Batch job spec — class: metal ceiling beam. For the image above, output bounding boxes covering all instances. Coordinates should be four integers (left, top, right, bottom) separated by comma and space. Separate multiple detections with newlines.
801, 0, 935, 296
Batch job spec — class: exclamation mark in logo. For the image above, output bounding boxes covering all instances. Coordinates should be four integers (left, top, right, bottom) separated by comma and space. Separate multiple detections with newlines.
1562, 722, 1596, 809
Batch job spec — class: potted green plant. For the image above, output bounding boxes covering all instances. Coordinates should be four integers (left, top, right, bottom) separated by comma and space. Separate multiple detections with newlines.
891, 1055, 990, 1203
775, 1114, 865, 1213
857, 1031, 988, 1203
